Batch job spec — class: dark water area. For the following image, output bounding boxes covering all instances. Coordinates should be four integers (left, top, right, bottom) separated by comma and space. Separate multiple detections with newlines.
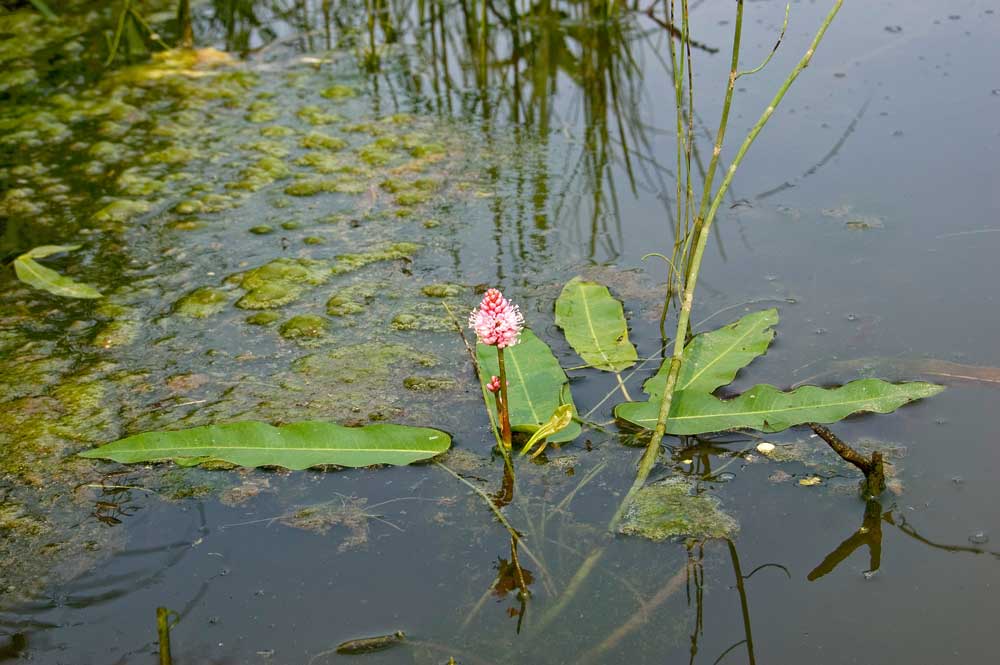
1, 1, 998, 663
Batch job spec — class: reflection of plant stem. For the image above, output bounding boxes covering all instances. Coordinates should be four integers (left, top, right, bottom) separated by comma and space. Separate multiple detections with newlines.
726, 539, 756, 665
435, 462, 555, 596
885, 512, 1000, 560
579, 563, 687, 665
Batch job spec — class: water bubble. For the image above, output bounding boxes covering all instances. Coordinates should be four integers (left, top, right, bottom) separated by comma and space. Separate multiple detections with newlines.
863, 570, 878, 580
846, 313, 858, 321
814, 328, 827, 335
716, 472, 736, 482
756, 442, 776, 454
969, 531, 989, 545
951, 475, 964, 485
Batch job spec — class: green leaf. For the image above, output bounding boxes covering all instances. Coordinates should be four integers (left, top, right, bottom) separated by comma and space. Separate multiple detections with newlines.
28, 0, 57, 21
78, 421, 451, 469
20, 244, 82, 259
521, 404, 574, 458
13, 257, 102, 299
645, 309, 778, 399
477, 329, 581, 443
555, 276, 638, 372
616, 379, 944, 434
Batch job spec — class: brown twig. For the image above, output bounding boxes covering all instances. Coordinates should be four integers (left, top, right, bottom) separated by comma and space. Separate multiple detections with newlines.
808, 422, 885, 496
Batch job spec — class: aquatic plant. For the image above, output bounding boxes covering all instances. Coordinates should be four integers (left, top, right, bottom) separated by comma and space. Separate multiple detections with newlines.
468, 288, 525, 449
9, 244, 101, 299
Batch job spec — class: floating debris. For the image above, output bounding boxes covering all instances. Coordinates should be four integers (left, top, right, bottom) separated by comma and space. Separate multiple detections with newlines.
335, 631, 405, 654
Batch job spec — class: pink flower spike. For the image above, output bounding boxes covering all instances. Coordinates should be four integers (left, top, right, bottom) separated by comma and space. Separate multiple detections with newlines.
468, 288, 524, 349
486, 375, 502, 393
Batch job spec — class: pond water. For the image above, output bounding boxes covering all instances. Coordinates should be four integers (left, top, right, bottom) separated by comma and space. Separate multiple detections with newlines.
1, 1, 998, 663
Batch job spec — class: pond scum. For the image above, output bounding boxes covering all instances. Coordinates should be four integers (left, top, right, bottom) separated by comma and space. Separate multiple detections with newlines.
0, 3, 532, 597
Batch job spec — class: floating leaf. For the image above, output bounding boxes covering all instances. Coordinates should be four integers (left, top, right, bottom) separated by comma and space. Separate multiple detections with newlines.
477, 329, 581, 443
78, 421, 451, 469
13, 245, 101, 299
619, 478, 738, 541
616, 379, 943, 434
555, 277, 637, 372
645, 308, 778, 398
20, 244, 83, 259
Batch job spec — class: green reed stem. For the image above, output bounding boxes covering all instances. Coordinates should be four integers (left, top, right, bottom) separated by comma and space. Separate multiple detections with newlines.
622, 0, 844, 530
683, 0, 743, 284
156, 607, 173, 665
536, 0, 844, 632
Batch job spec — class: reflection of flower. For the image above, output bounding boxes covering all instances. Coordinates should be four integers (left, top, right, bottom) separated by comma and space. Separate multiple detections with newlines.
468, 288, 524, 348
486, 375, 502, 393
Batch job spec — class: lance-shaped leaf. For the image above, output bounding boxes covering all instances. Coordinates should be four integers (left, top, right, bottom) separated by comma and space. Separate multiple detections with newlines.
555, 277, 637, 372
13, 245, 101, 299
78, 421, 451, 469
645, 309, 778, 399
616, 379, 944, 434
477, 329, 581, 443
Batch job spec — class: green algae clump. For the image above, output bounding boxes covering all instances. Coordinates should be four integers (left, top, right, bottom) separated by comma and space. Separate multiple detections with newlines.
403, 376, 457, 392
321, 85, 357, 100
246, 311, 281, 326
174, 287, 230, 318
301, 131, 348, 151
280, 314, 329, 339
421, 283, 463, 298
231, 258, 330, 310
92, 199, 151, 225
285, 177, 366, 196
326, 282, 379, 316
619, 478, 738, 542
331, 242, 420, 275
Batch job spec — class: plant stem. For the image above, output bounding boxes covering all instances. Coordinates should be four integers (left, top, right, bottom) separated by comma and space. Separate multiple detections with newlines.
684, 0, 744, 284
621, 0, 844, 529
534, 0, 844, 631
497, 347, 513, 448
177, 0, 193, 48
156, 607, 172, 665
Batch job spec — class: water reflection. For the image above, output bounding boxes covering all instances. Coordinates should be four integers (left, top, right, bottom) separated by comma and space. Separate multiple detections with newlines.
198, 0, 690, 266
